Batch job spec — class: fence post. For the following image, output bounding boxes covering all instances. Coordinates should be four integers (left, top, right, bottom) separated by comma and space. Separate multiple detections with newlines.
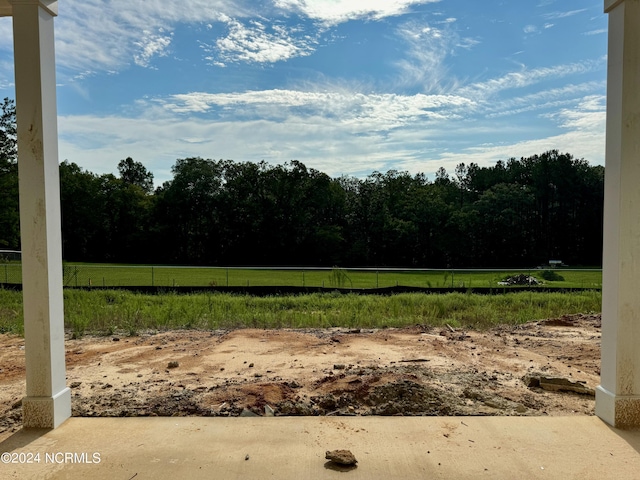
302, 270, 305, 287
376, 270, 379, 288
226, 268, 229, 286
75, 266, 78, 287
151, 266, 154, 286
4, 264, 7, 283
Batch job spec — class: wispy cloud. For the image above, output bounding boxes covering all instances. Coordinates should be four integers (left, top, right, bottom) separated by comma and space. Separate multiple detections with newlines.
397, 100, 605, 178
1, 0, 606, 186
394, 21, 453, 92
457, 59, 605, 100
484, 81, 605, 118
543, 94, 606, 131
393, 18, 478, 93
158, 89, 474, 130
0, 19, 11, 49
0, 0, 450, 78
57, 111, 404, 181
583, 29, 607, 36
1, 1, 252, 77
543, 9, 587, 20
54, 82, 475, 182
0, 0, 448, 79
56, 71, 605, 185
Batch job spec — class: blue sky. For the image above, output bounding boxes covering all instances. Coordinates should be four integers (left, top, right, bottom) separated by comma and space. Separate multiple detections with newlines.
0, 0, 607, 185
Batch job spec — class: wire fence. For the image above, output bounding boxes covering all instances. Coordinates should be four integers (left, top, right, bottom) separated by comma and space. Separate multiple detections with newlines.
0, 263, 603, 290
1, 263, 21, 284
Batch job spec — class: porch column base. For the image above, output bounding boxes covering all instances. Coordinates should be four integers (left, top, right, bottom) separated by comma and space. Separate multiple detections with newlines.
22, 387, 71, 429
596, 386, 640, 429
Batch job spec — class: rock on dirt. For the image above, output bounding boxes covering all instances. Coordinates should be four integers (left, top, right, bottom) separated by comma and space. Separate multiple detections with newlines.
325, 449, 358, 465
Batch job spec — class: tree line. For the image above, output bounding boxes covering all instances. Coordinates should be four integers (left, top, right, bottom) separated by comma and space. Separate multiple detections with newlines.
0, 98, 604, 267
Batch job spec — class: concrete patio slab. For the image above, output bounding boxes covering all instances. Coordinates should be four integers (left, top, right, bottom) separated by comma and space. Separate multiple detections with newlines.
1, 416, 639, 479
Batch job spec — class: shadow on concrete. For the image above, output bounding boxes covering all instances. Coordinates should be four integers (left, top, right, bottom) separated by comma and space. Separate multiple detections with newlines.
0, 428, 51, 452
323, 461, 358, 472
606, 424, 640, 455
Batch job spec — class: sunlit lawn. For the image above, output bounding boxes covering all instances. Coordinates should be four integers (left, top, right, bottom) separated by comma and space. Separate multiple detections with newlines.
1, 262, 602, 289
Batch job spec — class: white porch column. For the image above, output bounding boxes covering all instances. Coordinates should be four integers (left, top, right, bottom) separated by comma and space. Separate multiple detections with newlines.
596, 0, 640, 428
10, 0, 70, 429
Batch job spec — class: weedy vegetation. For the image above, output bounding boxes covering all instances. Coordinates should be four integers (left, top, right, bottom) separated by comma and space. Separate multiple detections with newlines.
0, 288, 601, 338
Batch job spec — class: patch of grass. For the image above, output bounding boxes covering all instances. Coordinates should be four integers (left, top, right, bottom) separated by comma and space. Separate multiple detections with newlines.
0, 289, 23, 335
1, 263, 603, 290
0, 289, 602, 337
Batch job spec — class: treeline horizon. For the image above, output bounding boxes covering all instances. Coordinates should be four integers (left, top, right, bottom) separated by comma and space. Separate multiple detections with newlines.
1, 148, 604, 268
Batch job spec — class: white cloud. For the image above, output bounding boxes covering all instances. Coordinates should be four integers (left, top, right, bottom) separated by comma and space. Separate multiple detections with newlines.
110, 0, 250, 25
458, 59, 605, 100
409, 92, 604, 177
0, 19, 11, 48
407, 95, 606, 176
273, 0, 441, 25
159, 89, 474, 130
55, 83, 476, 183
56, 79, 605, 187
543, 95, 606, 132
393, 19, 478, 93
583, 29, 607, 36
543, 9, 587, 20
456, 37, 480, 50
484, 81, 605, 118
523, 25, 538, 34
58, 112, 399, 182
203, 19, 317, 65
8, 0, 254, 77
134, 31, 173, 68
1, 0, 605, 186
0, 0, 448, 78
0, 23, 14, 90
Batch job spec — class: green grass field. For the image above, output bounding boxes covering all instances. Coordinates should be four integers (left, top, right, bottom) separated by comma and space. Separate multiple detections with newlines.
0, 263, 603, 289
0, 288, 601, 337
0, 264, 603, 337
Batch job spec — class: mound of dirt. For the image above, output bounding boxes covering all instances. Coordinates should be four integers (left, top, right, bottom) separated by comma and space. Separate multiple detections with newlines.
0, 313, 601, 435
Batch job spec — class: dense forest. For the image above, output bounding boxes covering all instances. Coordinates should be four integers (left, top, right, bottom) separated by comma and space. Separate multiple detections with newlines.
0, 98, 604, 268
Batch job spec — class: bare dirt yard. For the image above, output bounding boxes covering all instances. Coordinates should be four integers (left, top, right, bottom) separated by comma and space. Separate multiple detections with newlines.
0, 313, 601, 436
